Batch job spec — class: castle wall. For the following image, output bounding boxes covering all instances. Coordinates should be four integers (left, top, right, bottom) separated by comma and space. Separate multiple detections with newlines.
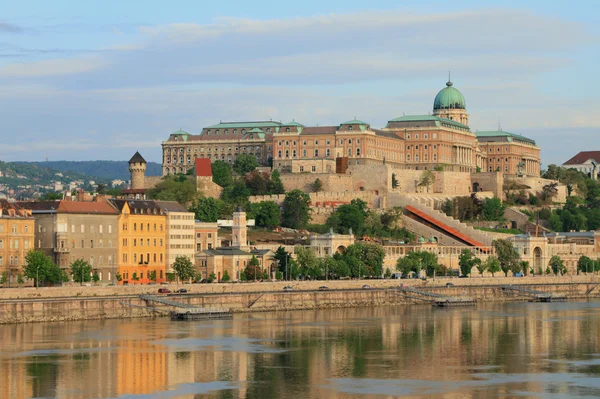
470, 172, 503, 197
196, 176, 223, 199
143, 176, 163, 190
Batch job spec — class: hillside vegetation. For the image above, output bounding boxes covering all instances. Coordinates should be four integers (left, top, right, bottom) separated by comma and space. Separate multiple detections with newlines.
15, 161, 162, 181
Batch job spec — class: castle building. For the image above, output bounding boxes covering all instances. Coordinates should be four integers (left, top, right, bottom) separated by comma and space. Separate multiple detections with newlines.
162, 80, 541, 178
0, 200, 35, 285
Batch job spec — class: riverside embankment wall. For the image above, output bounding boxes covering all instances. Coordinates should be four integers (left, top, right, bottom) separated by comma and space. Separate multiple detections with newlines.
1, 276, 599, 324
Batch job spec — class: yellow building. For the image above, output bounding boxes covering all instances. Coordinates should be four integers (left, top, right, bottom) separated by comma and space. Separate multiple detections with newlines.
109, 199, 168, 285
0, 200, 35, 286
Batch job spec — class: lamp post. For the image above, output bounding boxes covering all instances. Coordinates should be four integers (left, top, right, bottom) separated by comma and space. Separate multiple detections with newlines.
285, 253, 289, 281
36, 265, 39, 289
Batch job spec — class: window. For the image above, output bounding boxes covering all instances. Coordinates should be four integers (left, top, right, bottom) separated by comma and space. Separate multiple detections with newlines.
433, 145, 437, 149
357, 139, 360, 144
25, 225, 29, 233
278, 150, 282, 158
356, 148, 361, 156
285, 150, 289, 158
134, 239, 137, 247
424, 134, 428, 139
312, 165, 316, 172
133, 223, 137, 231
407, 134, 411, 139
11, 224, 17, 233
326, 148, 331, 157
314, 149, 319, 157
314, 140, 318, 145
348, 139, 352, 144
348, 148, 352, 156
300, 166, 304, 172
348, 126, 353, 131
81, 224, 85, 233
292, 150, 297, 157
90, 240, 94, 248
286, 128, 291, 132
433, 133, 437, 139
303, 149, 307, 157
415, 134, 419, 139
0, 240, 3, 249
108, 225, 112, 234
407, 154, 411, 161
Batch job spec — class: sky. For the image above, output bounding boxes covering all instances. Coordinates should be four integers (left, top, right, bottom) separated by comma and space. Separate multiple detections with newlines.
1, 0, 599, 167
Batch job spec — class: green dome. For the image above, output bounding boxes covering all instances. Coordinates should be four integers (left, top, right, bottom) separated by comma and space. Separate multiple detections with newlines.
433, 81, 466, 110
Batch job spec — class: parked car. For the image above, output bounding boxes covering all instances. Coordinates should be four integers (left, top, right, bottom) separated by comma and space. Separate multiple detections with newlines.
445, 282, 455, 287
362, 284, 372, 290
158, 288, 171, 294
514, 272, 524, 277
318, 286, 329, 291
283, 286, 294, 292
175, 288, 188, 294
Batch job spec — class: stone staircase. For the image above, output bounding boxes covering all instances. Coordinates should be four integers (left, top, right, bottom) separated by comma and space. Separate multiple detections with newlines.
387, 193, 494, 247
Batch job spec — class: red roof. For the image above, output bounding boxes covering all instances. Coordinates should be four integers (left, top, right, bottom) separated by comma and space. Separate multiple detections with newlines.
195, 158, 213, 177
57, 201, 119, 215
563, 151, 600, 165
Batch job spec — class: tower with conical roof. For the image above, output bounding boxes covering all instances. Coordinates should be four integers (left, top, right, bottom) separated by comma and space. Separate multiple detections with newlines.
129, 151, 147, 190
432, 78, 469, 126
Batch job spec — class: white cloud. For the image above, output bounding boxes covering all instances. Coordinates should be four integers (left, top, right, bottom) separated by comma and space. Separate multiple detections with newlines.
0, 56, 107, 77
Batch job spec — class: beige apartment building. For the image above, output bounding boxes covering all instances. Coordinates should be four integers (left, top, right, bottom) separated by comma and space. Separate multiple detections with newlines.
18, 200, 119, 283
0, 200, 35, 286
155, 201, 195, 271
195, 221, 220, 252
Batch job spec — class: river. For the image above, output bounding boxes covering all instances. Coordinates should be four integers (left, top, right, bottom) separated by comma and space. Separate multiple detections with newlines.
1, 301, 599, 398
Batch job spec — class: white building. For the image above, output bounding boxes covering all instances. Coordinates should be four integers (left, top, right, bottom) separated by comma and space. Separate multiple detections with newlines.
563, 151, 600, 178
156, 201, 196, 272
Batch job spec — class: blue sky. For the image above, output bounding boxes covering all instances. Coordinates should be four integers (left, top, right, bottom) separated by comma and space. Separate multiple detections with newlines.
1, 0, 598, 167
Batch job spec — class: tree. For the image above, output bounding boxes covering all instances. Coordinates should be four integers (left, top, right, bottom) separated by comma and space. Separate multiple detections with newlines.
166, 272, 176, 283
16, 273, 24, 285
212, 160, 233, 187
147, 176, 197, 205
541, 182, 559, 202
275, 271, 283, 280
253, 201, 281, 229
244, 255, 262, 281
418, 170, 435, 192
274, 246, 292, 274
549, 255, 566, 275
115, 272, 122, 282
132, 272, 140, 282
481, 197, 505, 221
24, 250, 64, 286
384, 268, 392, 278
233, 154, 259, 175
311, 178, 323, 193
327, 203, 365, 235
173, 255, 195, 283
221, 270, 231, 282
281, 189, 311, 229
189, 196, 224, 222
391, 173, 399, 189
458, 249, 480, 277
578, 255, 594, 274
70, 259, 92, 284
148, 270, 157, 282
396, 252, 422, 277
492, 239, 520, 277
221, 179, 251, 206
41, 192, 63, 201
484, 256, 501, 277
208, 272, 216, 283
0, 271, 7, 286
519, 261, 530, 276
295, 247, 321, 279
92, 271, 100, 284
245, 170, 270, 195
476, 259, 487, 276
267, 169, 285, 194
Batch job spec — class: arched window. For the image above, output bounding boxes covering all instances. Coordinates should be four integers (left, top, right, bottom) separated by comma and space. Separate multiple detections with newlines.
286, 128, 290, 132
356, 148, 361, 156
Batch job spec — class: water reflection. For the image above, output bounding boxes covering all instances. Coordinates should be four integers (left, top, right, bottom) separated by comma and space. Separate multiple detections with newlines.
1, 302, 599, 398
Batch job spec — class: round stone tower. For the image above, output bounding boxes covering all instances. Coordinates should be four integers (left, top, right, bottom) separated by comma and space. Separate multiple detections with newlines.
128, 151, 147, 190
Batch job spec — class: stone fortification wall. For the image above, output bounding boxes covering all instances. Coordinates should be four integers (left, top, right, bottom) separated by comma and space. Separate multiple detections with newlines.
196, 176, 223, 198
280, 173, 353, 193
144, 176, 163, 190
249, 191, 379, 208
471, 172, 503, 197
0, 276, 597, 324
508, 176, 567, 203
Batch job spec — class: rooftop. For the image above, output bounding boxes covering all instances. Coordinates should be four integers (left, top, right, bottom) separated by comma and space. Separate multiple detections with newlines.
476, 130, 536, 145
204, 121, 282, 129
386, 115, 470, 130
57, 201, 119, 215
129, 151, 147, 164
563, 151, 600, 166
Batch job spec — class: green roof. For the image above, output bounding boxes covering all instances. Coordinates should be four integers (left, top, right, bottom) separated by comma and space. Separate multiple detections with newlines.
247, 128, 264, 133
433, 81, 466, 110
284, 121, 304, 127
387, 115, 470, 130
171, 129, 190, 136
341, 119, 368, 125
476, 130, 536, 145
205, 121, 282, 129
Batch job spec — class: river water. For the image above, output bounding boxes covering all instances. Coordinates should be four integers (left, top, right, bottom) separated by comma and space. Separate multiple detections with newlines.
1, 301, 600, 398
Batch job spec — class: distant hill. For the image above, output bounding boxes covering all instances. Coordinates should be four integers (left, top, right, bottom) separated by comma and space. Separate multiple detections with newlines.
16, 161, 163, 181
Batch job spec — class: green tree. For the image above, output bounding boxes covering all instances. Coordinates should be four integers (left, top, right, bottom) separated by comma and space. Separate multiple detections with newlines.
166, 272, 176, 283
148, 270, 157, 282
115, 272, 122, 282
16, 273, 24, 285
281, 189, 311, 229
549, 255, 566, 275
418, 170, 435, 191
0, 271, 7, 286
253, 201, 281, 229
173, 255, 195, 283
274, 246, 292, 275
147, 176, 197, 205
91, 271, 99, 284
476, 258, 487, 276
24, 250, 64, 286
384, 268, 392, 278
519, 261, 530, 276
244, 255, 262, 281
481, 197, 505, 221
458, 249, 480, 277
189, 196, 224, 222
578, 255, 594, 274
484, 256, 501, 277
41, 192, 63, 201
267, 169, 285, 194
275, 271, 283, 280
221, 179, 251, 206
311, 178, 323, 192
396, 252, 422, 277
295, 246, 321, 279
208, 272, 216, 283
492, 239, 520, 277
132, 272, 140, 282
233, 154, 259, 175
70, 259, 92, 284
245, 170, 270, 195
327, 203, 365, 235
212, 160, 233, 187
341, 243, 385, 277
221, 270, 231, 282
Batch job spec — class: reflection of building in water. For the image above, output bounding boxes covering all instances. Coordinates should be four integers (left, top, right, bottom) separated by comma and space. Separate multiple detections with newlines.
115, 333, 167, 395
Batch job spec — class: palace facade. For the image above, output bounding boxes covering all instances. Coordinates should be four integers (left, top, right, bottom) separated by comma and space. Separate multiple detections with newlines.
161, 80, 541, 177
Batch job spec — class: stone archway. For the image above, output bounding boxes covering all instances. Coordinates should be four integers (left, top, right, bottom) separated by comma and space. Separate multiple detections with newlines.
336, 245, 347, 254
473, 182, 480, 192
533, 247, 542, 270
